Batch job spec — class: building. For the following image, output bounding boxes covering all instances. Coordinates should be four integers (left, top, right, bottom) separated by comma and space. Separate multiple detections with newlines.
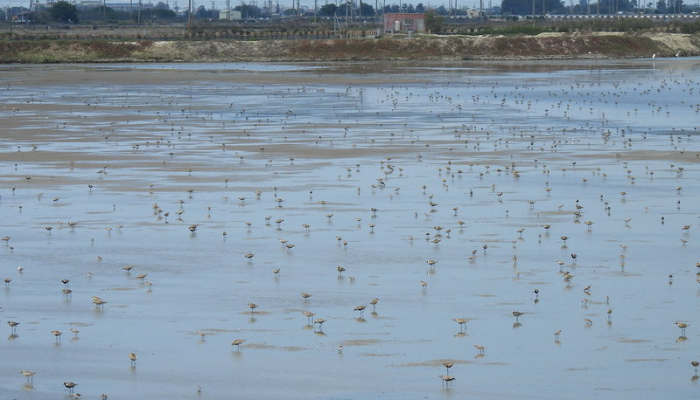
219, 9, 241, 20
383, 13, 426, 33
467, 8, 484, 18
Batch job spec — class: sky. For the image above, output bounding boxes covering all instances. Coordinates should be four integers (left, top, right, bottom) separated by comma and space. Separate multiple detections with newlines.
0, 0, 487, 11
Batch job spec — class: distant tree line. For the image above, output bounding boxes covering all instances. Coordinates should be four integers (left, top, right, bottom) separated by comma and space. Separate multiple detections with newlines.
5, 0, 178, 24
2, 0, 697, 25
500, 0, 693, 15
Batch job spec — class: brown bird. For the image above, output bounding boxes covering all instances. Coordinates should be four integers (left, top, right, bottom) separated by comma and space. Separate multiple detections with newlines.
370, 298, 379, 309
51, 330, 62, 342
248, 303, 258, 313
692, 361, 699, 373
314, 318, 327, 330
337, 266, 346, 275
302, 311, 315, 323
454, 318, 468, 331
474, 344, 485, 354
676, 322, 689, 335
301, 292, 312, 300
443, 362, 453, 374
92, 296, 107, 309
512, 311, 523, 321
8, 321, 19, 332
129, 353, 137, 366
20, 370, 35, 382
231, 339, 245, 350
354, 305, 366, 315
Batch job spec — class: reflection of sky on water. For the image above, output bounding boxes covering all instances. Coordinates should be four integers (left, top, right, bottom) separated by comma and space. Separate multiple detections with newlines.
0, 59, 698, 399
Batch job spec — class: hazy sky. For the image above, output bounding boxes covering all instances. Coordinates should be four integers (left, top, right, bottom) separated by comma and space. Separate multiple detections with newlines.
1, 0, 484, 11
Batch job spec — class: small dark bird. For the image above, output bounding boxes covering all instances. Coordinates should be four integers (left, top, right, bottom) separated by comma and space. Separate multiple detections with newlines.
512, 311, 523, 321
248, 303, 258, 313
64, 381, 78, 393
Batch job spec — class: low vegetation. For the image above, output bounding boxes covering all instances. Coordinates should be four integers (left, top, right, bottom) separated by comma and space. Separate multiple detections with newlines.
1, 19, 698, 63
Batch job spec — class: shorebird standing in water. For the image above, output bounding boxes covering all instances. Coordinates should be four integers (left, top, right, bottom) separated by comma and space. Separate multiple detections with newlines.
231, 339, 245, 351
440, 375, 456, 386
64, 381, 78, 393
20, 370, 35, 382
512, 311, 523, 322
129, 353, 137, 366
474, 344, 485, 354
248, 303, 258, 313
302, 311, 315, 324
314, 318, 326, 331
443, 362, 453, 374
454, 318, 468, 332
676, 322, 689, 335
8, 321, 19, 332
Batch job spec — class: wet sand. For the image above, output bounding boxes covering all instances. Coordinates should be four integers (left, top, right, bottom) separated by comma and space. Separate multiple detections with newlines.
0, 59, 699, 399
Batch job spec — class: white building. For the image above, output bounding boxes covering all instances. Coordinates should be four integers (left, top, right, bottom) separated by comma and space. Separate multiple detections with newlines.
219, 9, 241, 20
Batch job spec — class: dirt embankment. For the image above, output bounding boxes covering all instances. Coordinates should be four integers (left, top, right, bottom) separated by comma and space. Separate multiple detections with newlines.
1, 31, 699, 63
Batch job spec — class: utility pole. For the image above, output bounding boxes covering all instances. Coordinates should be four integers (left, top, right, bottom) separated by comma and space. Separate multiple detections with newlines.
188, 0, 192, 33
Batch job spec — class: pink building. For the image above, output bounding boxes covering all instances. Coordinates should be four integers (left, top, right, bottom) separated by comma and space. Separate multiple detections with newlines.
384, 13, 427, 33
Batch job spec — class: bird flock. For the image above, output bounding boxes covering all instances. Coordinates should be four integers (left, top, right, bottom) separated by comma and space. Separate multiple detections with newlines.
0, 60, 699, 398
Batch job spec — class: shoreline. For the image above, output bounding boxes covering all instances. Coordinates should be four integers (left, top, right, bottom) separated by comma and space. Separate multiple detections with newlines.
1, 31, 699, 63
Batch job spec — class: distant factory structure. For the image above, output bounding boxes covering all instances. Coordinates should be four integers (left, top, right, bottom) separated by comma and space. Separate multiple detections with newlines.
384, 13, 426, 33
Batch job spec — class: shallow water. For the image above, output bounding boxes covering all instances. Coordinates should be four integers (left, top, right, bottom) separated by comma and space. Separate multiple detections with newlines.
0, 58, 699, 400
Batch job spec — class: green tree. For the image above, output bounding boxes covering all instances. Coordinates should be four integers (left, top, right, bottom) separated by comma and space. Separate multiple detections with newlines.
153, 8, 177, 18
195, 5, 213, 18
500, 0, 566, 15
319, 3, 338, 15
50, 1, 79, 23
425, 9, 444, 32
235, 4, 261, 18
359, 2, 374, 15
